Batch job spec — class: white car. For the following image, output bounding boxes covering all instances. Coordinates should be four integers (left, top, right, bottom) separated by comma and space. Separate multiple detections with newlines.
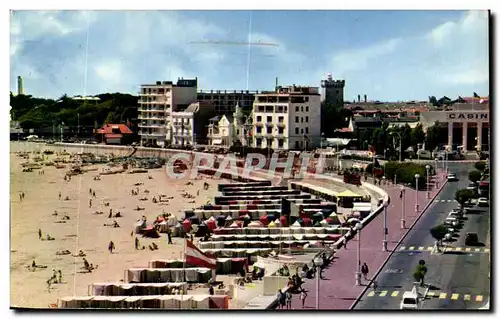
444, 217, 459, 227
400, 290, 419, 310
477, 198, 489, 207
447, 174, 458, 181
448, 211, 460, 219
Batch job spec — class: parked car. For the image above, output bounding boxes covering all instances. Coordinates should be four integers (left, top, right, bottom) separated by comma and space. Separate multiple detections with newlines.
477, 197, 489, 207
465, 233, 479, 246
400, 289, 420, 310
447, 173, 458, 181
444, 217, 459, 227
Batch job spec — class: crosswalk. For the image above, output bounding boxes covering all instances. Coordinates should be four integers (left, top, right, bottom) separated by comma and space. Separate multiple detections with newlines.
366, 290, 486, 302
434, 199, 458, 203
398, 246, 490, 253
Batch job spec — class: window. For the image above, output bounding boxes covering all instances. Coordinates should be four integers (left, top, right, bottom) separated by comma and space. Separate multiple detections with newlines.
301, 106, 304, 112
256, 139, 262, 147
257, 116, 262, 122
306, 116, 309, 122
236, 129, 240, 135
278, 128, 284, 134
278, 116, 284, 123
267, 127, 273, 134
295, 127, 299, 135
301, 117, 304, 123
267, 116, 272, 122
305, 106, 309, 112
278, 140, 284, 148
295, 106, 299, 112
306, 127, 309, 134
301, 129, 304, 134
305, 97, 309, 102
256, 127, 262, 133
295, 141, 300, 149
295, 116, 299, 123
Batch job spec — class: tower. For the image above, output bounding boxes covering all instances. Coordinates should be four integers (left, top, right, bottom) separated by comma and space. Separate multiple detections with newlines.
17, 76, 24, 95
320, 73, 345, 107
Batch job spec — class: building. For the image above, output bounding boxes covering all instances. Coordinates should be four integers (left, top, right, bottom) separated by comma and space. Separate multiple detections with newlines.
251, 85, 321, 150
197, 89, 258, 115
17, 76, 24, 95
168, 102, 215, 147
320, 73, 345, 107
138, 78, 198, 147
419, 101, 490, 152
95, 124, 134, 145
72, 96, 101, 104
207, 103, 249, 147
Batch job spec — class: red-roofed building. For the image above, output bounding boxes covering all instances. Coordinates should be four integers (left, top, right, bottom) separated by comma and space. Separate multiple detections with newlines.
95, 124, 135, 145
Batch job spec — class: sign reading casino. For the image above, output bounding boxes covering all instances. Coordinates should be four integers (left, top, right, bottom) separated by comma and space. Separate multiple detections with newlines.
447, 112, 489, 121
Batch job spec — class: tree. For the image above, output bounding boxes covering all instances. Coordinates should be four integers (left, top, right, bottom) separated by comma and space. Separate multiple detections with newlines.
430, 225, 447, 242
455, 188, 475, 206
474, 161, 486, 172
411, 124, 426, 149
415, 260, 428, 286
468, 170, 482, 183
425, 121, 443, 151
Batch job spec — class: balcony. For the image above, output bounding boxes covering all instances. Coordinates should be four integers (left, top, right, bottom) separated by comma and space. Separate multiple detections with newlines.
139, 131, 164, 137
254, 131, 263, 137
254, 122, 264, 127
276, 122, 286, 127
138, 123, 164, 128
265, 122, 274, 127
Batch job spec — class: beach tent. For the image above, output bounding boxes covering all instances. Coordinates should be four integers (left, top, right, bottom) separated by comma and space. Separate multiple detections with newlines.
291, 221, 302, 228
274, 219, 281, 227
195, 223, 208, 237
189, 216, 200, 224
142, 226, 161, 238
134, 220, 144, 234
228, 221, 240, 228
226, 215, 233, 221
325, 217, 334, 224
182, 219, 192, 233
268, 221, 276, 228
301, 218, 312, 226
205, 219, 216, 231
248, 221, 263, 228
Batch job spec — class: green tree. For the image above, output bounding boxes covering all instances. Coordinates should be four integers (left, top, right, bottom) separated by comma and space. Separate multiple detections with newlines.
468, 170, 482, 183
411, 123, 426, 148
430, 225, 448, 248
455, 189, 475, 206
474, 161, 486, 172
425, 121, 442, 151
415, 260, 428, 286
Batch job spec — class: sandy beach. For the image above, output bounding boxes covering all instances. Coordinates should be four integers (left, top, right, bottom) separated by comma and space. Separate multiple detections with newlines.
10, 147, 222, 308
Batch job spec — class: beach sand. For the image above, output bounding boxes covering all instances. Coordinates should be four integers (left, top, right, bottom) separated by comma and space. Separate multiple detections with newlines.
10, 150, 222, 308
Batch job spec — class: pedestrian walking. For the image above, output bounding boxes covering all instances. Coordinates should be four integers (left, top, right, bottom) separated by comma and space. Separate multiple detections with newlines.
89, 199, 92, 208
361, 262, 369, 281
108, 240, 115, 253
58, 270, 63, 283
399, 190, 403, 199
89, 188, 92, 195
299, 289, 308, 308
58, 192, 61, 200
22, 192, 25, 199
38, 228, 42, 240
285, 290, 292, 309
277, 289, 286, 310
93, 191, 96, 198
135, 237, 140, 250
372, 280, 378, 292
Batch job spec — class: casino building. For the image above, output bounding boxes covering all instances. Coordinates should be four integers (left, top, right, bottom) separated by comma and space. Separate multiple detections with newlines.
419, 98, 490, 152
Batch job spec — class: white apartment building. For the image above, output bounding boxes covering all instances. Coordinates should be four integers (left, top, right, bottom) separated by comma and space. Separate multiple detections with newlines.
251, 85, 321, 150
169, 111, 195, 146
138, 78, 198, 147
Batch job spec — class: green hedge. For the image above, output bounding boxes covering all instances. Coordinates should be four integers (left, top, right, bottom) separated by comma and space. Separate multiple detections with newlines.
383, 161, 434, 189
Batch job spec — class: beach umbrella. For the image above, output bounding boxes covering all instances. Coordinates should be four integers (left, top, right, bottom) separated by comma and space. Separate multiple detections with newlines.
182, 219, 192, 233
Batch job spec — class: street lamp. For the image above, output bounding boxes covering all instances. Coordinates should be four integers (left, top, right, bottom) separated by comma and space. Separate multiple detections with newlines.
400, 186, 406, 229
320, 132, 324, 149
415, 174, 420, 214
313, 255, 324, 309
353, 221, 363, 285
425, 165, 431, 199
382, 201, 388, 251
390, 132, 402, 162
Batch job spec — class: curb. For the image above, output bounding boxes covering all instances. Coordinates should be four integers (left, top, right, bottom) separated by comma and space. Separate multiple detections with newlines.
349, 173, 448, 310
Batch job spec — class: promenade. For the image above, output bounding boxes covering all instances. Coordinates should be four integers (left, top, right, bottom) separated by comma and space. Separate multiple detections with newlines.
288, 172, 447, 310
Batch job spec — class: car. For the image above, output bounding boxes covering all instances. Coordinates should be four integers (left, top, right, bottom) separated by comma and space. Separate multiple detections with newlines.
465, 232, 479, 246
400, 289, 420, 310
448, 211, 460, 219
477, 197, 489, 207
447, 173, 458, 181
444, 217, 459, 227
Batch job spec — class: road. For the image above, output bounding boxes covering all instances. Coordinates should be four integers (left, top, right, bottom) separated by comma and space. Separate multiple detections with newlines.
354, 163, 491, 310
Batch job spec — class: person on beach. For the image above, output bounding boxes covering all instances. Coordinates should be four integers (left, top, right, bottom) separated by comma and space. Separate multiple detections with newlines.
58, 270, 63, 283
89, 199, 92, 208
93, 191, 96, 198
38, 229, 42, 240
19, 193, 22, 202
51, 269, 58, 283
108, 241, 115, 253
285, 290, 292, 309
89, 188, 92, 195
108, 210, 112, 218
299, 288, 308, 308
277, 289, 286, 309
58, 192, 61, 200
135, 237, 140, 250
361, 262, 369, 281
22, 192, 25, 199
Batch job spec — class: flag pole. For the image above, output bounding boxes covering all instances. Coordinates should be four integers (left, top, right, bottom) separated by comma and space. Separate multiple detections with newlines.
182, 237, 186, 310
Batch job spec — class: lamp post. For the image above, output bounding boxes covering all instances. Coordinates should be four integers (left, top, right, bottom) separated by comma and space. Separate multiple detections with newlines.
353, 221, 363, 286
382, 201, 388, 251
313, 256, 324, 309
425, 165, 431, 199
320, 132, 324, 150
390, 132, 402, 162
401, 186, 406, 229
415, 174, 420, 214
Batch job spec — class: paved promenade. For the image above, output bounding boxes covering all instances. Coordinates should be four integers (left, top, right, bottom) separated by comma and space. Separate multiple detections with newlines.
286, 172, 447, 310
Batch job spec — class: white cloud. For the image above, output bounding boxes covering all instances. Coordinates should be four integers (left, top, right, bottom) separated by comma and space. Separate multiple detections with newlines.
94, 60, 123, 83
331, 38, 401, 74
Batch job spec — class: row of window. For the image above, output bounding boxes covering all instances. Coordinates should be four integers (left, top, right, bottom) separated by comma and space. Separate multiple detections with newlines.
255, 115, 285, 123
255, 126, 285, 134
295, 116, 309, 123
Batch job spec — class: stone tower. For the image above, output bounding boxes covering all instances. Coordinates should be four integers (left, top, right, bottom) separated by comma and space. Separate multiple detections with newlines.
320, 73, 345, 107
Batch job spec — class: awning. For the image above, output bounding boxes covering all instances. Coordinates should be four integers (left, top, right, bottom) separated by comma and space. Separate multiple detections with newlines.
336, 190, 362, 198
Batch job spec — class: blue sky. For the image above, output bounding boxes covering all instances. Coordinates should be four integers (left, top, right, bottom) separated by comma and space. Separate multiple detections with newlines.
10, 10, 489, 101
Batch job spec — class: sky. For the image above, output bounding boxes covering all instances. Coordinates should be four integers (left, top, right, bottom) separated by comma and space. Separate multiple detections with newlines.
9, 10, 490, 101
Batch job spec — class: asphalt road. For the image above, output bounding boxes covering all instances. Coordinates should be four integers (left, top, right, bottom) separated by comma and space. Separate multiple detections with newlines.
354, 163, 491, 310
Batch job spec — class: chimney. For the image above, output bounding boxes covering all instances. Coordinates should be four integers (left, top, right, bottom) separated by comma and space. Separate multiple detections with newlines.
275, 77, 279, 90
364, 94, 367, 103
357, 95, 361, 103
